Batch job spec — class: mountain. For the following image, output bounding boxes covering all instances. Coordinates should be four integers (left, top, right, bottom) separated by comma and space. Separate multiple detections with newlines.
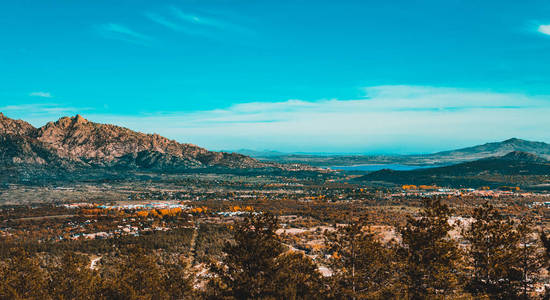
245, 138, 550, 167
0, 113, 319, 184
224, 149, 289, 157
359, 151, 550, 188
35, 114, 266, 167
0, 113, 36, 136
0, 113, 62, 166
420, 138, 550, 163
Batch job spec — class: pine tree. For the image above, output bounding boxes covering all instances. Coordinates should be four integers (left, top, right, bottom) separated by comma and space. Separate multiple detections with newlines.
0, 249, 48, 300
47, 252, 101, 300
209, 212, 285, 299
327, 220, 397, 299
542, 231, 550, 260
542, 231, 550, 300
273, 251, 326, 300
209, 212, 327, 300
100, 248, 169, 299
516, 219, 543, 300
160, 255, 195, 300
399, 198, 462, 299
463, 203, 540, 299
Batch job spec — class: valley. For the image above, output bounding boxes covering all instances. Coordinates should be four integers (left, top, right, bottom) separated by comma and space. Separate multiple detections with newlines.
2, 113, 550, 298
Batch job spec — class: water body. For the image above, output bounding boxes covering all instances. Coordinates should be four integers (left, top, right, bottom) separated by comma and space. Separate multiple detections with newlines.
328, 164, 441, 171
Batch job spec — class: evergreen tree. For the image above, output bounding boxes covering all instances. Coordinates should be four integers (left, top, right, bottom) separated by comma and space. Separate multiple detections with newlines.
463, 203, 531, 299
327, 221, 397, 299
209, 212, 285, 299
273, 251, 327, 300
160, 255, 195, 300
100, 248, 169, 300
209, 212, 326, 300
542, 231, 550, 260
542, 231, 550, 300
516, 219, 543, 300
47, 252, 101, 300
399, 198, 462, 299
0, 249, 48, 300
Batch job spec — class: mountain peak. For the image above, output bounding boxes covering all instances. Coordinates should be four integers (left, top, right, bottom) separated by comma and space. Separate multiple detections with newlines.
502, 138, 524, 144
74, 114, 87, 124
0, 113, 36, 136
52, 114, 89, 128
29, 114, 275, 168
0, 114, 284, 179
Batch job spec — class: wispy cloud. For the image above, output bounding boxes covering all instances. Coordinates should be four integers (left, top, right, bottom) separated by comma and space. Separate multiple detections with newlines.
538, 24, 550, 36
170, 7, 251, 35
9, 86, 550, 153
29, 91, 52, 98
70, 86, 550, 153
1, 104, 73, 114
95, 23, 152, 45
145, 12, 183, 31
145, 12, 216, 38
0, 103, 88, 126
144, 6, 253, 40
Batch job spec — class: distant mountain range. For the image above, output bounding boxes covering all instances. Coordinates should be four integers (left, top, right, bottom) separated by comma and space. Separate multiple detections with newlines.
224, 149, 289, 157
0, 113, 319, 184
359, 151, 550, 188
234, 138, 550, 166
3, 112, 550, 187
416, 138, 550, 163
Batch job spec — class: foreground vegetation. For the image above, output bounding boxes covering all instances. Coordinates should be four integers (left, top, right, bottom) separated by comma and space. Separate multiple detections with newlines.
1, 198, 549, 299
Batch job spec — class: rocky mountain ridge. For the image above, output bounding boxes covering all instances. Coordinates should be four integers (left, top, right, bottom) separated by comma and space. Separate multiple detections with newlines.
35, 114, 263, 167
0, 113, 320, 183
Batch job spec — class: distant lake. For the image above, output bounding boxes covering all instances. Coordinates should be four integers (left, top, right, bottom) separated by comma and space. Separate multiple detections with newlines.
327, 164, 441, 171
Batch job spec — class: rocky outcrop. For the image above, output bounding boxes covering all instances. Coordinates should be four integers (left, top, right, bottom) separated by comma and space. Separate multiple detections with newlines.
0, 113, 37, 136
0, 113, 320, 183
31, 114, 265, 168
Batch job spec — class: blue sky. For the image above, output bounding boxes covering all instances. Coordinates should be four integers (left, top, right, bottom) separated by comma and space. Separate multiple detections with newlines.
2, 0, 550, 153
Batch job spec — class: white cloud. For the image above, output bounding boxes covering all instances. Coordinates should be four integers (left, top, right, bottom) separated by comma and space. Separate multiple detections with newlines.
95, 23, 152, 45
29, 91, 52, 98
0, 103, 89, 127
169, 7, 253, 35
538, 24, 550, 36
145, 12, 217, 39
8, 86, 550, 153
144, 7, 253, 41
79, 86, 550, 153
145, 13, 183, 31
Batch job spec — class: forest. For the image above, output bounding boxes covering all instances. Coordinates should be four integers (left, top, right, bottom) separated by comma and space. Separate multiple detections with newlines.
1, 199, 549, 300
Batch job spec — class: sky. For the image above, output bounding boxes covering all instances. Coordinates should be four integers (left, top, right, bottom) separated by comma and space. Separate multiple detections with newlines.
2, 0, 550, 154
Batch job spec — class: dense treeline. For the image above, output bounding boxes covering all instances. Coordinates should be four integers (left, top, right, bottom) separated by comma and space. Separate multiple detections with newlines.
0, 248, 194, 300
0, 227, 194, 258
1, 201, 549, 299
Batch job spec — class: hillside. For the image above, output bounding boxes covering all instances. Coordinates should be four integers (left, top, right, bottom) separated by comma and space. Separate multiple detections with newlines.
420, 138, 550, 163
241, 138, 550, 167
359, 151, 550, 188
0, 113, 320, 184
